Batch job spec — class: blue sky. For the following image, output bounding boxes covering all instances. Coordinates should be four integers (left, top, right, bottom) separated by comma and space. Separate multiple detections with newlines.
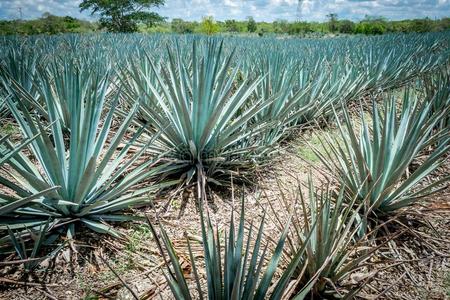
0, 0, 449, 21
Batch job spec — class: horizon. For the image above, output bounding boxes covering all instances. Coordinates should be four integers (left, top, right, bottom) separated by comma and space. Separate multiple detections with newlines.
0, 0, 449, 22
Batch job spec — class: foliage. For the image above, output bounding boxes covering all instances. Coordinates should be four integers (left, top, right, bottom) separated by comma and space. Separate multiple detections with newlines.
224, 19, 242, 32
0, 44, 39, 99
0, 32, 448, 276
287, 21, 312, 34
355, 21, 386, 35
424, 67, 450, 135
0, 13, 96, 35
171, 18, 196, 34
313, 90, 450, 225
406, 18, 434, 33
248, 52, 323, 144
338, 20, 355, 34
326, 13, 339, 32
0, 124, 39, 167
199, 16, 220, 35
1, 15, 449, 35
124, 39, 275, 187
79, 0, 165, 32
247, 17, 257, 33
0, 60, 167, 256
148, 197, 318, 299
275, 178, 376, 298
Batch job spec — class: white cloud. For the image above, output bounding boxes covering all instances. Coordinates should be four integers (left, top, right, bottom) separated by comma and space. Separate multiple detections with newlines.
0, 0, 448, 21
224, 0, 239, 8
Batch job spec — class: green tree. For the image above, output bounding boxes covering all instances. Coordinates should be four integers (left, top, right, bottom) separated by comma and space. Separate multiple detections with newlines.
247, 16, 257, 32
171, 18, 195, 33
79, 0, 165, 32
338, 20, 355, 33
273, 19, 289, 34
361, 16, 387, 34
41, 12, 64, 34
224, 19, 240, 32
436, 17, 450, 31
410, 18, 433, 32
326, 13, 338, 32
355, 21, 386, 35
199, 16, 219, 35
288, 21, 311, 34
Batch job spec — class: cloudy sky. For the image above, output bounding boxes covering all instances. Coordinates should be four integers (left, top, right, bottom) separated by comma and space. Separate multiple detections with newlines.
0, 0, 449, 22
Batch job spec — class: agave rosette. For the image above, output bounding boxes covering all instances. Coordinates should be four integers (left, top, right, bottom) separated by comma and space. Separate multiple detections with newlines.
125, 39, 276, 186
313, 90, 450, 220
0, 61, 171, 253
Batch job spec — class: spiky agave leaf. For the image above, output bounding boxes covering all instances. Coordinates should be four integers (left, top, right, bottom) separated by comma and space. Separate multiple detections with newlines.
248, 53, 317, 145
0, 96, 9, 119
272, 176, 379, 298
313, 90, 450, 220
0, 44, 39, 99
265, 176, 374, 298
5, 220, 65, 271
423, 67, 450, 136
124, 39, 276, 187
0, 61, 174, 255
147, 194, 321, 300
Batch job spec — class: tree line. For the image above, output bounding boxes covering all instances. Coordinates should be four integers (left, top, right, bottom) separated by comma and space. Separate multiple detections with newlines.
168, 16, 450, 35
1, 13, 449, 36
0, 13, 96, 35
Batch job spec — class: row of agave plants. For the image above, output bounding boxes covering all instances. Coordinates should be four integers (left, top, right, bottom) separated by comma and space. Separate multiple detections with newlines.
150, 72, 450, 298
0, 33, 449, 297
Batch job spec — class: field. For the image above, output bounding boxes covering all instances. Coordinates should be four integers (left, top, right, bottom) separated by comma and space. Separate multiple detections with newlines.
0, 32, 449, 299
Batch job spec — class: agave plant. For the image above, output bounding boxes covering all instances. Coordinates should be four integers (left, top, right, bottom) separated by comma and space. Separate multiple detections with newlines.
272, 177, 377, 298
4, 220, 68, 271
0, 127, 65, 269
148, 196, 320, 300
125, 40, 275, 187
424, 67, 450, 136
248, 54, 317, 145
252, 54, 311, 120
0, 45, 39, 98
0, 64, 169, 256
313, 90, 450, 223
0, 131, 59, 210
0, 43, 43, 122
0, 96, 9, 119
0, 121, 43, 167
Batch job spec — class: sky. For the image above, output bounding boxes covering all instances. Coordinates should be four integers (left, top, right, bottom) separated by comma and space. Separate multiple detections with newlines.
0, 0, 449, 22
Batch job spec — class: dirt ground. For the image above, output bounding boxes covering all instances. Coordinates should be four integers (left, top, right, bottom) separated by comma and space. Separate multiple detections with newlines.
1, 128, 449, 300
